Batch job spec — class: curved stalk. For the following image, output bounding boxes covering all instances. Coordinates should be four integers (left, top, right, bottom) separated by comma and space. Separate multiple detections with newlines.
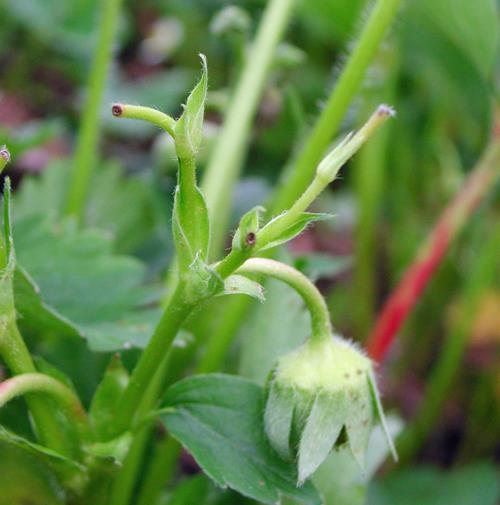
237, 258, 331, 341
111, 104, 176, 137
0, 373, 89, 442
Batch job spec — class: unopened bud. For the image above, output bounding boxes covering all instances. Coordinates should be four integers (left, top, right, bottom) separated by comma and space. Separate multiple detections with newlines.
0, 146, 11, 173
317, 104, 395, 183
264, 334, 396, 483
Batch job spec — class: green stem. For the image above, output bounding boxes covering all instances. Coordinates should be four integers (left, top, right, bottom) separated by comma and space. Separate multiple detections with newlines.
113, 286, 193, 435
271, 0, 401, 214
109, 350, 174, 505
111, 104, 176, 136
396, 224, 500, 462
237, 258, 331, 340
0, 373, 89, 442
65, 0, 123, 222
202, 0, 295, 259
0, 322, 69, 454
136, 437, 180, 505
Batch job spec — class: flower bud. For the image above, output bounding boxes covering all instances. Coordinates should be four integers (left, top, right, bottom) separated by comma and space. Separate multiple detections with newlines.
264, 335, 396, 484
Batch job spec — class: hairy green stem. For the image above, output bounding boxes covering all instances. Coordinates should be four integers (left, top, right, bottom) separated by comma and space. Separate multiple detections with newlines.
238, 258, 332, 340
113, 286, 193, 435
202, 0, 295, 258
396, 224, 500, 461
272, 0, 401, 214
111, 103, 176, 136
0, 372, 89, 442
65, 0, 123, 221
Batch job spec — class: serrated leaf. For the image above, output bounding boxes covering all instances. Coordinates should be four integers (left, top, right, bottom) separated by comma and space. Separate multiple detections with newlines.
219, 275, 265, 302
231, 205, 265, 251
89, 355, 129, 441
0, 426, 84, 474
160, 374, 321, 505
259, 213, 333, 252
175, 54, 208, 158
11, 215, 161, 352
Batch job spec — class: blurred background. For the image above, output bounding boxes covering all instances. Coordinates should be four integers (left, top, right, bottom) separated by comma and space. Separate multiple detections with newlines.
0, 0, 498, 503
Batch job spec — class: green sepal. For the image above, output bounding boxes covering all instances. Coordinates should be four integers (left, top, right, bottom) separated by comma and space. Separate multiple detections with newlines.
89, 354, 129, 442
172, 182, 211, 273
264, 380, 294, 460
368, 370, 398, 461
219, 274, 265, 302
182, 255, 224, 304
298, 390, 347, 484
175, 54, 208, 159
258, 212, 333, 251
345, 380, 374, 470
231, 205, 265, 251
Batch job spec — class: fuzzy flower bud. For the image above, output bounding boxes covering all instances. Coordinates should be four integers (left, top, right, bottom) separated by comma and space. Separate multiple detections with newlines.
264, 334, 396, 484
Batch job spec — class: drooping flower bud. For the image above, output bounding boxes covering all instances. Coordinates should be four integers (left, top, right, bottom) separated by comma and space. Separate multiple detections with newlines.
264, 334, 396, 484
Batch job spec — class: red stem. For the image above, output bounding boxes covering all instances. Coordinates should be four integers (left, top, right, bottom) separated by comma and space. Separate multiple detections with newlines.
366, 126, 500, 362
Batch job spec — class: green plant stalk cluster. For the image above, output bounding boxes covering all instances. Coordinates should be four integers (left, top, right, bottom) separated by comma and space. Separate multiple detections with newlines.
111, 103, 393, 438
197, 0, 402, 376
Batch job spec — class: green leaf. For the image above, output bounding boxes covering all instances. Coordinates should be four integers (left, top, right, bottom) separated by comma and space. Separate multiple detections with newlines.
409, 0, 498, 78
259, 213, 333, 251
175, 54, 208, 158
219, 275, 265, 302
0, 442, 65, 505
367, 462, 500, 505
160, 374, 321, 505
12, 215, 160, 352
89, 355, 129, 441
0, 426, 84, 475
232, 205, 265, 251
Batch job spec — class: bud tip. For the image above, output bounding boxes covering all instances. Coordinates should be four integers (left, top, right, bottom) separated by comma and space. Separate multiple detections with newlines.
0, 146, 10, 163
377, 104, 396, 118
111, 104, 123, 117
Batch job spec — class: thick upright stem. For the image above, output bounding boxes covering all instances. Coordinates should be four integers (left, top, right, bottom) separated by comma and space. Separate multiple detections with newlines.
113, 286, 193, 435
366, 133, 500, 361
237, 258, 332, 340
65, 0, 123, 221
272, 0, 401, 214
202, 0, 295, 258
